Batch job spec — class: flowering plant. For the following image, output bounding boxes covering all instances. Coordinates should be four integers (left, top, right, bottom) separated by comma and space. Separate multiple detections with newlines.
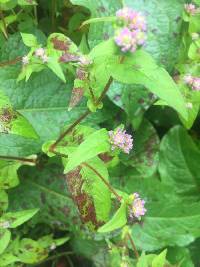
0, 1, 200, 266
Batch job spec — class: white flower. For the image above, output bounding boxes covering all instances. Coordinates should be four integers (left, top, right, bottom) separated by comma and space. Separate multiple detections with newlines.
22, 55, 29, 65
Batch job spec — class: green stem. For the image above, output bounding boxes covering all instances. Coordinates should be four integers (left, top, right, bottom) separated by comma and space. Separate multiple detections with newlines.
0, 155, 36, 164
49, 55, 125, 151
0, 10, 8, 39
50, 109, 91, 152
83, 162, 122, 202
127, 233, 139, 259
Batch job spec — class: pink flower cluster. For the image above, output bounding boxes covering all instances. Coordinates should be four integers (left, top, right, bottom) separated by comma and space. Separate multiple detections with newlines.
22, 55, 29, 65
35, 48, 48, 63
114, 7, 147, 53
109, 127, 133, 154
184, 75, 200, 91
184, 3, 200, 15
129, 193, 146, 219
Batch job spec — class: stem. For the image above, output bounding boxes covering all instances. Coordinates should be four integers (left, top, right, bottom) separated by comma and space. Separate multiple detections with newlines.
0, 57, 22, 67
50, 110, 91, 151
0, 10, 8, 39
89, 86, 96, 103
0, 155, 36, 164
49, 55, 125, 151
34, 6, 38, 25
96, 76, 113, 105
127, 233, 139, 259
51, 0, 56, 32
82, 162, 122, 202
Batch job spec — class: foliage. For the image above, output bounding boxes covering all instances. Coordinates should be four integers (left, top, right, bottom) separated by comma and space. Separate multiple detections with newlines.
0, 0, 200, 266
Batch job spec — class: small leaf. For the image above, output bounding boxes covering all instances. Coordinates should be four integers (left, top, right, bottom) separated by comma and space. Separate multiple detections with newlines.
0, 209, 39, 228
21, 33, 38, 47
47, 57, 66, 82
80, 16, 116, 28
152, 249, 167, 267
0, 160, 21, 189
0, 230, 11, 254
98, 201, 127, 233
64, 128, 110, 173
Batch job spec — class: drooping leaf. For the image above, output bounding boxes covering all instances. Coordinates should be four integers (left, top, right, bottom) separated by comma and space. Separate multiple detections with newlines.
98, 201, 127, 233
0, 230, 11, 255
108, 50, 188, 120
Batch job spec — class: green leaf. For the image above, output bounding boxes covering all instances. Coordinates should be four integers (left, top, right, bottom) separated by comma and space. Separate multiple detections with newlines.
167, 247, 194, 267
20, 33, 38, 47
0, 89, 38, 139
80, 16, 116, 28
125, 0, 186, 71
0, 230, 11, 255
9, 160, 79, 230
109, 50, 188, 120
0, 253, 19, 266
17, 238, 48, 264
0, 160, 21, 189
122, 119, 159, 177
0, 209, 39, 228
159, 126, 200, 195
152, 249, 167, 267
47, 57, 66, 82
64, 128, 110, 173
98, 201, 127, 233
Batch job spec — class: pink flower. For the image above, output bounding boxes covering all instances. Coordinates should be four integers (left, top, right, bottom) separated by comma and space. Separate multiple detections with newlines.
184, 4, 197, 15
192, 77, 200, 91
115, 27, 136, 52
184, 75, 200, 91
115, 7, 147, 53
116, 7, 147, 31
129, 193, 146, 219
183, 74, 193, 85
109, 127, 133, 154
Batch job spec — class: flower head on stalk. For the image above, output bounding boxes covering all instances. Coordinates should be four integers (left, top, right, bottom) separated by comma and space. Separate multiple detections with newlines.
184, 3, 199, 15
22, 55, 29, 65
129, 193, 146, 219
115, 7, 147, 53
109, 127, 133, 154
184, 74, 200, 91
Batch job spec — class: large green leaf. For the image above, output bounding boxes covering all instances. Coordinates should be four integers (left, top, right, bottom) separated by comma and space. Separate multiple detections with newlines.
159, 126, 200, 195
9, 159, 80, 229
108, 50, 188, 120
121, 119, 160, 177
125, 0, 186, 71
98, 201, 127, 233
